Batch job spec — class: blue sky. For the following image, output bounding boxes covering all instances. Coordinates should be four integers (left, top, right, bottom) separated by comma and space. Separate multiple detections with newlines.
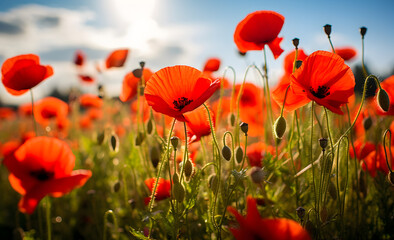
0, 0, 393, 104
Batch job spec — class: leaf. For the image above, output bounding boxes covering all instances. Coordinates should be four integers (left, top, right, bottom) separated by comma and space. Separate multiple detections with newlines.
126, 226, 150, 240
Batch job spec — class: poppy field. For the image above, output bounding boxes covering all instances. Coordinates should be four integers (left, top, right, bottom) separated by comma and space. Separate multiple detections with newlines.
1, 9, 394, 240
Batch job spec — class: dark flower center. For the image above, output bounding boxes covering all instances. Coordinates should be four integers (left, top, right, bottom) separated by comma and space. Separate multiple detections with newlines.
173, 97, 193, 111
30, 169, 54, 181
310, 85, 330, 99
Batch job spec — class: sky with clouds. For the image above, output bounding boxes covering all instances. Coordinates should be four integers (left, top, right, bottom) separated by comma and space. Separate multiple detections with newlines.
0, 0, 393, 105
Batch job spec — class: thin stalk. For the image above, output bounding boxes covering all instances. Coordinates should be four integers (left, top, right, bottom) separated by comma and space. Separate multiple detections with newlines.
309, 102, 319, 228
361, 36, 368, 78
383, 129, 393, 173
46, 197, 51, 240
30, 89, 38, 135
179, 122, 189, 182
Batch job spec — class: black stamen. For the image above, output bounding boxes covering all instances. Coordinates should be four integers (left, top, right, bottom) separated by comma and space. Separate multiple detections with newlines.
173, 97, 193, 111
310, 86, 330, 99
30, 169, 54, 181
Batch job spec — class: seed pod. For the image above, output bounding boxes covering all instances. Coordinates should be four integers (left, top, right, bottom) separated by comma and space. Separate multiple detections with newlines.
132, 68, 142, 78
295, 60, 303, 69
319, 138, 328, 150
328, 180, 337, 200
362, 116, 372, 130
139, 61, 145, 69
172, 173, 179, 184
360, 27, 367, 38
208, 174, 218, 193
184, 159, 193, 178
171, 136, 179, 150
240, 122, 249, 135
292, 38, 299, 48
235, 146, 244, 164
173, 183, 185, 202
320, 207, 328, 223
150, 145, 161, 168
296, 207, 305, 219
377, 89, 390, 112
113, 181, 121, 192
109, 133, 119, 153
222, 145, 232, 161
97, 131, 105, 145
250, 166, 266, 184
323, 24, 332, 36
273, 116, 286, 139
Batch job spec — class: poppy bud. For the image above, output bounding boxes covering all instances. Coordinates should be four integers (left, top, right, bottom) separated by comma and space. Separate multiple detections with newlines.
238, 51, 247, 57
240, 122, 249, 135
172, 173, 179, 184
250, 166, 266, 184
295, 60, 303, 69
135, 132, 145, 146
171, 136, 179, 150
229, 113, 236, 127
140, 61, 145, 69
359, 170, 367, 198
360, 27, 367, 38
150, 145, 161, 168
323, 24, 332, 36
388, 172, 394, 186
113, 181, 121, 192
128, 199, 136, 209
362, 116, 372, 131
320, 207, 328, 223
109, 133, 119, 153
273, 116, 286, 139
97, 131, 105, 145
222, 145, 232, 161
292, 38, 299, 48
208, 174, 218, 193
184, 159, 193, 178
319, 138, 328, 151
147, 118, 153, 134
377, 89, 390, 112
328, 180, 337, 200
173, 183, 185, 202
98, 85, 105, 99
296, 207, 305, 219
235, 146, 244, 164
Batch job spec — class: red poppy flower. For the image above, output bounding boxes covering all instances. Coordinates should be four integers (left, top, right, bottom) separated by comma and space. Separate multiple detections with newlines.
3, 136, 92, 214
78, 74, 95, 84
228, 196, 311, 240
234, 11, 285, 59
0, 107, 16, 120
184, 105, 213, 143
34, 97, 69, 127
335, 47, 357, 61
105, 49, 129, 69
120, 68, 153, 102
144, 65, 221, 121
274, 51, 355, 114
87, 108, 103, 120
376, 75, 394, 115
349, 140, 376, 160
246, 142, 275, 168
1, 54, 54, 96
203, 57, 221, 72
79, 94, 103, 108
144, 178, 171, 205
18, 103, 33, 117
74, 50, 85, 67
362, 145, 393, 178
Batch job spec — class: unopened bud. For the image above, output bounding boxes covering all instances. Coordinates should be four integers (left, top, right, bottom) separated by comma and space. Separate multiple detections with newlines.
135, 132, 145, 146
147, 118, 153, 134
171, 136, 179, 150
363, 116, 372, 130
229, 113, 236, 127
388, 172, 394, 186
113, 181, 121, 192
240, 122, 249, 135
173, 183, 185, 202
296, 207, 305, 219
222, 145, 232, 161
172, 173, 179, 184
360, 27, 367, 38
295, 60, 303, 69
292, 38, 299, 48
328, 180, 337, 200
273, 116, 286, 139
150, 145, 161, 168
97, 131, 105, 145
319, 138, 328, 150
109, 133, 119, 153
377, 89, 390, 112
184, 159, 193, 178
208, 174, 218, 193
235, 146, 244, 164
323, 24, 332, 36
250, 166, 266, 184
139, 61, 145, 69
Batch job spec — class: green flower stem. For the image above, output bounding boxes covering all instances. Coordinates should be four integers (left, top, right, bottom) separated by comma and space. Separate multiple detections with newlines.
46, 197, 51, 240
383, 129, 393, 173
179, 122, 189, 183
30, 89, 38, 135
216, 66, 235, 126
148, 118, 176, 212
262, 47, 274, 133
223, 131, 235, 169
309, 102, 319, 228
238, 134, 248, 172
289, 112, 300, 206
103, 210, 118, 240
361, 35, 368, 78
